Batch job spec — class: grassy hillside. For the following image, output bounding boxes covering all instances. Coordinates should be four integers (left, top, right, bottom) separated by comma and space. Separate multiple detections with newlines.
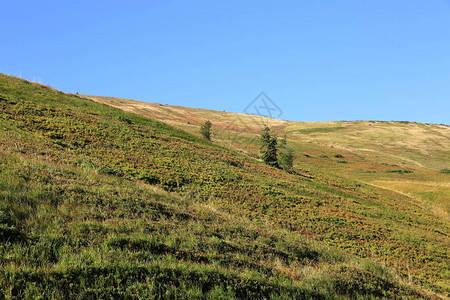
86, 96, 449, 226
86, 94, 450, 296
85, 95, 450, 226
85, 95, 449, 170
0, 73, 447, 298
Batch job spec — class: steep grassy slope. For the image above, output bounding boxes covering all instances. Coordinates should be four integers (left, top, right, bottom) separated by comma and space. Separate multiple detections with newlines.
0, 73, 446, 298
3, 150, 412, 299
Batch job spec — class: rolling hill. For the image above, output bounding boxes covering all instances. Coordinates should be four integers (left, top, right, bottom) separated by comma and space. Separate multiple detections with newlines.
87, 95, 450, 228
0, 73, 448, 298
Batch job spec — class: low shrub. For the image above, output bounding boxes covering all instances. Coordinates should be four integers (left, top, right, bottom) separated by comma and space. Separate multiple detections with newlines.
386, 169, 413, 174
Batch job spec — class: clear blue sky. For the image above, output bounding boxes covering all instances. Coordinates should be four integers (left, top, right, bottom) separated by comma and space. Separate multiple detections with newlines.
2, 1, 450, 124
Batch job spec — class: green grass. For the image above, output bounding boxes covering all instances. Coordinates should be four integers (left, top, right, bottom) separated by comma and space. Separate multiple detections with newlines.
0, 152, 421, 299
0, 73, 447, 298
290, 126, 345, 134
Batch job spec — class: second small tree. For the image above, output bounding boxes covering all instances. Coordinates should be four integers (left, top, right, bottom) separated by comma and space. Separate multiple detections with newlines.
260, 126, 279, 168
278, 135, 294, 173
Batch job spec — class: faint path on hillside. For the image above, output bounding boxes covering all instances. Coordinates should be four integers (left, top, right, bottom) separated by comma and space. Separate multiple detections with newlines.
363, 181, 450, 223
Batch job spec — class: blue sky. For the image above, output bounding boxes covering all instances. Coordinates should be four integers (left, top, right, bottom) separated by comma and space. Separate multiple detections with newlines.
1, 1, 449, 124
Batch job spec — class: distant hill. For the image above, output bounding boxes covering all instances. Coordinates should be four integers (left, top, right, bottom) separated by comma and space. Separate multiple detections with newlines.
87, 95, 450, 225
0, 73, 447, 298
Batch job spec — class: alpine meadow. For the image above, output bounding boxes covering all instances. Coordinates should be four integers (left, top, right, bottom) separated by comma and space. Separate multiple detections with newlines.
0, 73, 448, 299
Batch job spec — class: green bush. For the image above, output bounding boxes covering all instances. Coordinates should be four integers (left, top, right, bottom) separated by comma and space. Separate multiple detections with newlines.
386, 169, 413, 174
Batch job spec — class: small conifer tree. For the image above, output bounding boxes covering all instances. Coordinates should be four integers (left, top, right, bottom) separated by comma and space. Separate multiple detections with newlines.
260, 126, 278, 168
200, 120, 212, 141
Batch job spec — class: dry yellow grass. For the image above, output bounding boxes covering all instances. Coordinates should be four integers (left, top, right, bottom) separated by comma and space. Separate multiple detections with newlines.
370, 180, 450, 222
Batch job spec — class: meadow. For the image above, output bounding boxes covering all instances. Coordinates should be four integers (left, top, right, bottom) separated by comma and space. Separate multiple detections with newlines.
0, 73, 448, 298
